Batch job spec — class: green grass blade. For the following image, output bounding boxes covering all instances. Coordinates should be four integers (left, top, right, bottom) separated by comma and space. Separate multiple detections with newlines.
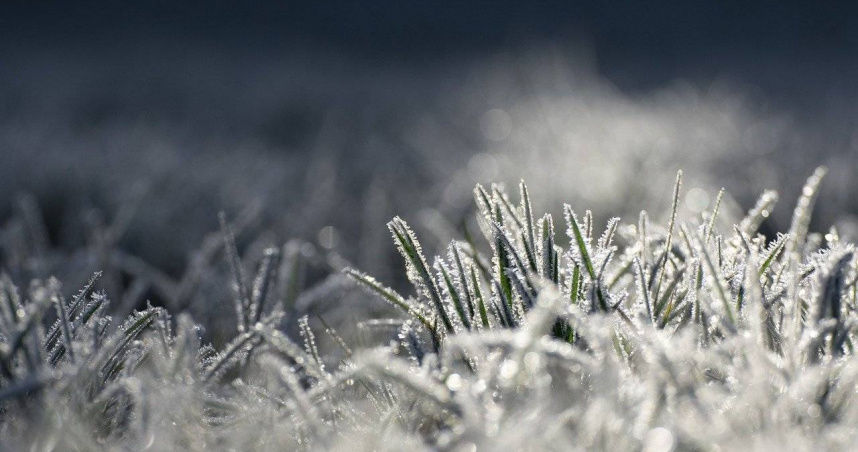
653, 170, 682, 303
345, 268, 435, 334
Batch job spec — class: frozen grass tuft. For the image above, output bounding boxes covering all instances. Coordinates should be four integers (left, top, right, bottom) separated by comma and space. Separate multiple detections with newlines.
3, 168, 858, 450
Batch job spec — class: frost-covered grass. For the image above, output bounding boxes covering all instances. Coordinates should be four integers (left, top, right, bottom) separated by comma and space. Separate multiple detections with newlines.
3, 167, 858, 451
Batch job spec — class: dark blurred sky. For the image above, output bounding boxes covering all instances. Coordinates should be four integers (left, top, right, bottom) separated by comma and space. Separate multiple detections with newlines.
3, 1, 857, 91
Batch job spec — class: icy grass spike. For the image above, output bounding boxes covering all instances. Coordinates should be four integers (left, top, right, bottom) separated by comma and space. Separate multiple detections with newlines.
388, 217, 454, 333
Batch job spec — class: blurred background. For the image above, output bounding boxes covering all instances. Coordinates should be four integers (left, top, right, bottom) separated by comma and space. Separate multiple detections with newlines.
2, 1, 857, 339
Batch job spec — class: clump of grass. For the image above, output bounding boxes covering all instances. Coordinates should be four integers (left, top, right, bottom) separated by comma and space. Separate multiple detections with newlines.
345, 166, 858, 449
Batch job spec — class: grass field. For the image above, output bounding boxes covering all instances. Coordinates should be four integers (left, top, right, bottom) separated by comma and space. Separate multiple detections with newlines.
3, 154, 858, 450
